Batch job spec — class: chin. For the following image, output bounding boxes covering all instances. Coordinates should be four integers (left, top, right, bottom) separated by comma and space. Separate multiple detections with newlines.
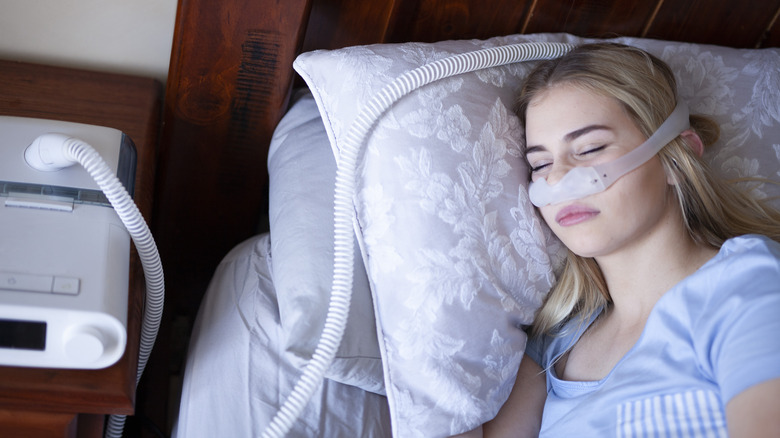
557, 234, 609, 259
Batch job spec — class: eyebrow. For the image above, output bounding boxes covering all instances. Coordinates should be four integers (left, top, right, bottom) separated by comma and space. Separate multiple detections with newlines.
565, 124, 612, 142
525, 124, 613, 153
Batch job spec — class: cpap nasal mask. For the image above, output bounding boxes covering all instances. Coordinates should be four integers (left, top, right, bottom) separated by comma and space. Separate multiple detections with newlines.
528, 102, 690, 207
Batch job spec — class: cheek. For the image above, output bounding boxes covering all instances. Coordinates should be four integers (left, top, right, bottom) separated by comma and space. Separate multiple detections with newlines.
620, 160, 669, 197
609, 165, 672, 220
539, 207, 558, 230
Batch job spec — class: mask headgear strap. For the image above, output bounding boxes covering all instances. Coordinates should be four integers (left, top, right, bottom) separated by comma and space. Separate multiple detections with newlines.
593, 102, 690, 187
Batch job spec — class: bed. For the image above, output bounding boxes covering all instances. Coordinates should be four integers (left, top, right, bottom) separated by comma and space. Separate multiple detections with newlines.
153, 1, 780, 437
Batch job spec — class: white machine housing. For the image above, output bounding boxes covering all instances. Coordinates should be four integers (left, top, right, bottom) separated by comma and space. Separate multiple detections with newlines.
0, 116, 135, 369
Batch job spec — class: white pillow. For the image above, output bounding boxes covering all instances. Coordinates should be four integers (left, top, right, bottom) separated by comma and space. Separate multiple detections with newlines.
267, 90, 384, 394
295, 34, 568, 437
293, 33, 780, 437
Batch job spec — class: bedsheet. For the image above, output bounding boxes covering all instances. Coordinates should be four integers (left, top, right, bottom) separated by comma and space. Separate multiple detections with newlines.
173, 233, 391, 437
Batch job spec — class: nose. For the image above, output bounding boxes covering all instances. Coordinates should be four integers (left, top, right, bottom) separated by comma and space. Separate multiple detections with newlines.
545, 159, 573, 186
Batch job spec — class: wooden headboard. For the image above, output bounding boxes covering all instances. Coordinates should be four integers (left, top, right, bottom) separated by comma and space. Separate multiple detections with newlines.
139, 0, 780, 434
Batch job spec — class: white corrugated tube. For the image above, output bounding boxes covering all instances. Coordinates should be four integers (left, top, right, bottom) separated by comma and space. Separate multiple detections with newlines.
28, 134, 165, 438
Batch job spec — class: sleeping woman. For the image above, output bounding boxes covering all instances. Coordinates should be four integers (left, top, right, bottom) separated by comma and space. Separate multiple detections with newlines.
462, 43, 780, 437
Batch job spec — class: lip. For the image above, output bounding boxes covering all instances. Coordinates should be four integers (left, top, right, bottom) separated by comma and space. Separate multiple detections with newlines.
554, 204, 600, 227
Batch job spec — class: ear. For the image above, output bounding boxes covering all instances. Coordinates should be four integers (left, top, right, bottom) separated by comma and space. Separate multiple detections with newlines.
680, 129, 704, 157
666, 129, 704, 185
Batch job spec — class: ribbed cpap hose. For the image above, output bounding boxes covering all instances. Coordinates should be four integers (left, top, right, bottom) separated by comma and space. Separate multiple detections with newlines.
261, 41, 573, 437
55, 137, 165, 438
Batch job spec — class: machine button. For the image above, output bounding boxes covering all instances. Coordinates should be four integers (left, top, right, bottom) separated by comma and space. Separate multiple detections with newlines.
52, 276, 80, 295
64, 326, 105, 364
0, 272, 53, 293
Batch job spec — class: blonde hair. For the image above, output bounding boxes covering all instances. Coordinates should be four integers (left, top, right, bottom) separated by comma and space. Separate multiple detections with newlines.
515, 43, 780, 337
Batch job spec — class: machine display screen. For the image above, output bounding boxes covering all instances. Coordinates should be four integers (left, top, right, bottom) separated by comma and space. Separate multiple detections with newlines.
0, 319, 46, 351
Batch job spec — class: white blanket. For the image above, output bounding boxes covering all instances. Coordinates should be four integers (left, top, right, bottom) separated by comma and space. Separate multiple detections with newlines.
174, 233, 391, 437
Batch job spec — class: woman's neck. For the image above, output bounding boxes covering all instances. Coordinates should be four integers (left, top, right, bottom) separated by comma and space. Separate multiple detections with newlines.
595, 218, 717, 323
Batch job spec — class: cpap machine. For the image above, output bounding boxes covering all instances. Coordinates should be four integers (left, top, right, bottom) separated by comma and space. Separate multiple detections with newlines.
0, 115, 137, 369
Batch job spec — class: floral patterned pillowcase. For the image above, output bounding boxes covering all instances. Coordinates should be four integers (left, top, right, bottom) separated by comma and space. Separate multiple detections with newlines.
292, 33, 780, 437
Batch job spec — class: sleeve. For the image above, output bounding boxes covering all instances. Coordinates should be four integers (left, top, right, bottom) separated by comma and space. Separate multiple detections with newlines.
699, 237, 780, 404
525, 334, 547, 368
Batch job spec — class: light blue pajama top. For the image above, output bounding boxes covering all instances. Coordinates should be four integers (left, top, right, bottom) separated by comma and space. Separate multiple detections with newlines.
526, 234, 780, 437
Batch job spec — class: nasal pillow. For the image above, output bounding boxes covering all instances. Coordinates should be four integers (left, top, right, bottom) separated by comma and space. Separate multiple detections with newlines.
528, 102, 690, 207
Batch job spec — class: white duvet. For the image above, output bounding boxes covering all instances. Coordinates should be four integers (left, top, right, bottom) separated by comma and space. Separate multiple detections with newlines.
174, 233, 391, 437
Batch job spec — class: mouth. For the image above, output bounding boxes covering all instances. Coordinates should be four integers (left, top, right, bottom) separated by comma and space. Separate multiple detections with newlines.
554, 204, 600, 226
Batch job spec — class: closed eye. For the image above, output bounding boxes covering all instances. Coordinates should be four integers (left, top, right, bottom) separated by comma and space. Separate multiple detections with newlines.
528, 160, 551, 174
578, 145, 606, 156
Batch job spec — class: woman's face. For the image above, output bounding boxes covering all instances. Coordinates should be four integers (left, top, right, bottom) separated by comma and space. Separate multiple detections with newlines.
524, 84, 675, 258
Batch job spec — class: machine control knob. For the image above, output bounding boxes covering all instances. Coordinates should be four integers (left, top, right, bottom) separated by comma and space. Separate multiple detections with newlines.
64, 326, 106, 364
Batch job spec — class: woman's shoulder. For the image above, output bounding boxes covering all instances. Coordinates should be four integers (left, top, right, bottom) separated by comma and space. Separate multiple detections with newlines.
713, 234, 780, 272
720, 233, 780, 254
673, 234, 780, 322
687, 235, 780, 402
660, 234, 779, 325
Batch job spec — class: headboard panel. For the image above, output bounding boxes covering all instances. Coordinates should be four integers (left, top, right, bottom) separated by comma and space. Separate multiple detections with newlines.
300, 0, 780, 51
141, 0, 780, 433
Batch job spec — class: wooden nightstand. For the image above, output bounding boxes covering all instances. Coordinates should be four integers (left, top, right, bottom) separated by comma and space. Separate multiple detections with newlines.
0, 60, 162, 438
